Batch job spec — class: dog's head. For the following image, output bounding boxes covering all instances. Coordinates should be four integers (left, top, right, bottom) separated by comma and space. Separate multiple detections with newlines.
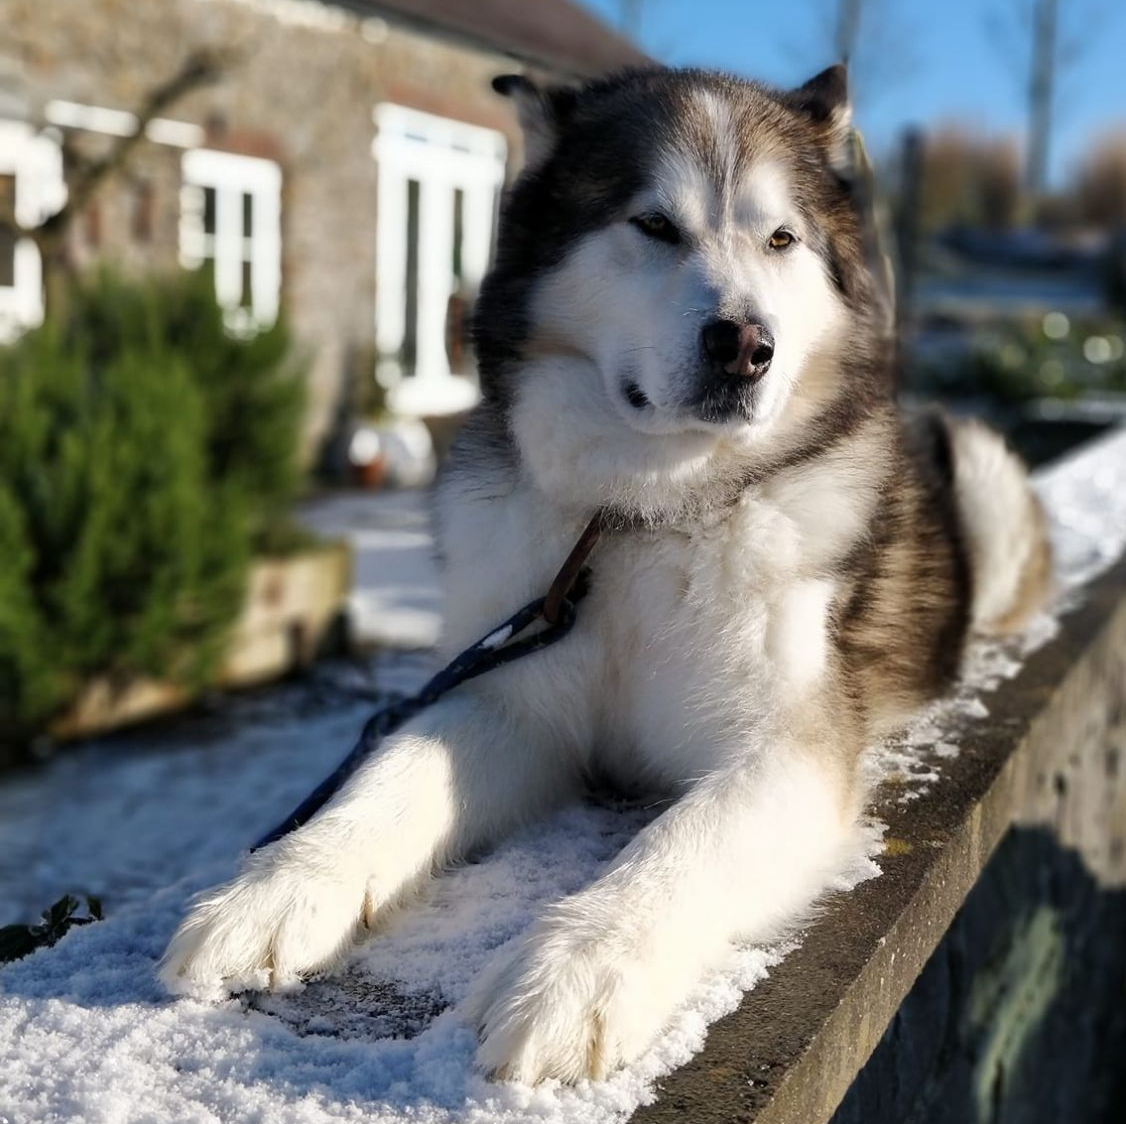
477, 67, 888, 515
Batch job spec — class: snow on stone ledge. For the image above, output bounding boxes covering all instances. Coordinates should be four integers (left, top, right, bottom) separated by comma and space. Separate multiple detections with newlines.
2, 427, 1125, 1124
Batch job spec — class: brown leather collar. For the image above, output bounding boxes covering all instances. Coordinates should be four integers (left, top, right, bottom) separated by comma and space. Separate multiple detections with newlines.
542, 514, 606, 625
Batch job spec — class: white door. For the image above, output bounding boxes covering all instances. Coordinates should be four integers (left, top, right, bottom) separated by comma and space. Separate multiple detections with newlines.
373, 104, 506, 416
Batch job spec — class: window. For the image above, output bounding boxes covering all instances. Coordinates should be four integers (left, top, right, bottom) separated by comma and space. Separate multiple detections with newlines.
373, 104, 506, 415
180, 149, 281, 334
0, 121, 66, 341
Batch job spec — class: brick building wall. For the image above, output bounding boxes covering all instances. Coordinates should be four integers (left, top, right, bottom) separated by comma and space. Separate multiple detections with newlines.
0, 0, 548, 459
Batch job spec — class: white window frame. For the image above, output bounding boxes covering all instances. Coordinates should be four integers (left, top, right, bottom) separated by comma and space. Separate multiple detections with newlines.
180, 148, 282, 334
373, 103, 507, 416
0, 121, 66, 342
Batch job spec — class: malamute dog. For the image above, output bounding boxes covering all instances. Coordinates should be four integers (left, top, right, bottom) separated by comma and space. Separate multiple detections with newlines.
161, 65, 1051, 1084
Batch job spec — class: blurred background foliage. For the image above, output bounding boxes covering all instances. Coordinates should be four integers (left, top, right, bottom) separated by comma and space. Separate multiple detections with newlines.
879, 123, 1126, 467
0, 268, 304, 751
963, 316, 1126, 403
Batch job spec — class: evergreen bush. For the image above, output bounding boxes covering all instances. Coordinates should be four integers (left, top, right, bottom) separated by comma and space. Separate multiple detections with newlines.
0, 269, 304, 751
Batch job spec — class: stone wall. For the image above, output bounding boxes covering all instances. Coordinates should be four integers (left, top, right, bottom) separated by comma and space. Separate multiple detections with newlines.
832, 826, 1126, 1124
831, 528, 1126, 1124
0, 0, 529, 456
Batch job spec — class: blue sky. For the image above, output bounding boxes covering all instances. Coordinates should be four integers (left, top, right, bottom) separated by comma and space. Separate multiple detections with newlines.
580, 0, 1126, 186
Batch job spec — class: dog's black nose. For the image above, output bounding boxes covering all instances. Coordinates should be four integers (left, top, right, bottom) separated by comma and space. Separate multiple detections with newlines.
701, 320, 774, 380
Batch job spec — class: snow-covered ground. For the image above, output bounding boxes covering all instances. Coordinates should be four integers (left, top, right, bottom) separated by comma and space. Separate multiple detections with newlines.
298, 489, 442, 649
2, 428, 1125, 1124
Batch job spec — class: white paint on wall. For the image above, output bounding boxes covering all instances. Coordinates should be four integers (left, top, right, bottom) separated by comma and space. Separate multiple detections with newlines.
45, 100, 205, 148
0, 120, 66, 341
194, 0, 357, 35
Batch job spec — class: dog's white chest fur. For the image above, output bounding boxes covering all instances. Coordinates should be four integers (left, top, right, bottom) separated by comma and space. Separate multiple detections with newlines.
439, 476, 838, 790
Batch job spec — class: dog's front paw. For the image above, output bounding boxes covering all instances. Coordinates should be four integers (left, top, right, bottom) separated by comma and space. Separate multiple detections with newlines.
467, 919, 663, 1084
159, 844, 377, 1001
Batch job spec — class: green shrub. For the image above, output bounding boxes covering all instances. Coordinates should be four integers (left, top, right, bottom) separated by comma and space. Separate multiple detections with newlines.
0, 486, 57, 733
913, 314, 1126, 404
0, 269, 304, 748
963, 316, 1126, 403
55, 268, 305, 533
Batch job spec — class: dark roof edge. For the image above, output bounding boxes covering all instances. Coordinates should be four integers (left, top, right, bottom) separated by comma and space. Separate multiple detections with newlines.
327, 0, 649, 80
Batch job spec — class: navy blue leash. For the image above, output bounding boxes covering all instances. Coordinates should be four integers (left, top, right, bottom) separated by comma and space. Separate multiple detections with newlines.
253, 516, 604, 851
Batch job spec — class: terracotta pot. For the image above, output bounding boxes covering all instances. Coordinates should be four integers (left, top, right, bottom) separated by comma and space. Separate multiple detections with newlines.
354, 454, 386, 489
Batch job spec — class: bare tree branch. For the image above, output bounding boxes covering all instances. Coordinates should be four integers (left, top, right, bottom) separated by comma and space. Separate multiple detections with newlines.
986, 0, 1107, 196
0, 49, 231, 240
34, 47, 234, 254
789, 0, 921, 111
984, 1, 1035, 89
0, 47, 236, 320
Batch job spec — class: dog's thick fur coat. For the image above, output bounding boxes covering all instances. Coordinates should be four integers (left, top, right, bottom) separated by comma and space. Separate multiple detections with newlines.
161, 66, 1051, 1083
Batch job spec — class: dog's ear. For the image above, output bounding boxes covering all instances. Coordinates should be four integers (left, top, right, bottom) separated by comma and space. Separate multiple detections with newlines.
789, 64, 852, 173
492, 74, 575, 171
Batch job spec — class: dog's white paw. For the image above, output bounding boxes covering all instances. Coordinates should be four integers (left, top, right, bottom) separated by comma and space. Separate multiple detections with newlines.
467, 918, 664, 1084
159, 845, 376, 1001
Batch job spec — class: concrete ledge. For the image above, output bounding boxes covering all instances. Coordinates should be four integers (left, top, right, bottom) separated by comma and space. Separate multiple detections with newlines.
632, 546, 1126, 1122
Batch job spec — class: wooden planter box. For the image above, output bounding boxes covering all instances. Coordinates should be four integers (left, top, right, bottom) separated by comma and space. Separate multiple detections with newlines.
49, 542, 351, 741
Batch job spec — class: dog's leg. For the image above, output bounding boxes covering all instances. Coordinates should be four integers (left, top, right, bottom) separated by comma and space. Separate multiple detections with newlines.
469, 744, 860, 1083
160, 690, 574, 999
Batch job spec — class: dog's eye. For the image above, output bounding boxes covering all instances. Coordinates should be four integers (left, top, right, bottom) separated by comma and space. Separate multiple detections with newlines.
629, 212, 681, 245
768, 229, 796, 251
